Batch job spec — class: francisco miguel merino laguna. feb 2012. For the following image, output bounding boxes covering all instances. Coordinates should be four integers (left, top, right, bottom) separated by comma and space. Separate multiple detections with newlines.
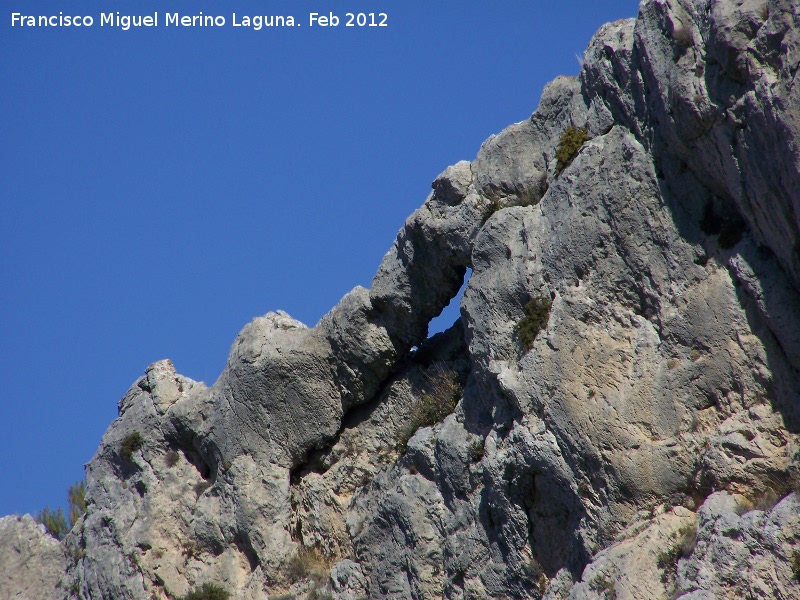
11, 12, 293, 28
10, 11, 389, 29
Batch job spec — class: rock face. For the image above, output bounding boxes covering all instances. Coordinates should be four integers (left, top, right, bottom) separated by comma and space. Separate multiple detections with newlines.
0, 515, 67, 599
2, 0, 799, 599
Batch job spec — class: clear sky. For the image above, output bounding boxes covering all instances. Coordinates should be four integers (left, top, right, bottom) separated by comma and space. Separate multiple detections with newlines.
0, 0, 639, 517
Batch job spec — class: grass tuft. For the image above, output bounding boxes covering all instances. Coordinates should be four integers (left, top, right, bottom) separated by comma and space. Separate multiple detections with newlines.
286, 546, 332, 584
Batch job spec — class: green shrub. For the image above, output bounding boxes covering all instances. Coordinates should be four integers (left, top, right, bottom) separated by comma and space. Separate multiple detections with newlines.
67, 479, 86, 528
555, 126, 590, 175
516, 296, 552, 351
396, 368, 462, 454
181, 582, 230, 600
65, 540, 85, 564
792, 550, 800, 581
469, 437, 485, 463
35, 506, 69, 540
35, 478, 88, 540
588, 573, 616, 599
181, 540, 202, 559
120, 431, 144, 462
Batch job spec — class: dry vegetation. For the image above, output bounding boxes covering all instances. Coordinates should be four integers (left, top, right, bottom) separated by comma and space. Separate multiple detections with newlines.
516, 296, 552, 351
396, 367, 463, 454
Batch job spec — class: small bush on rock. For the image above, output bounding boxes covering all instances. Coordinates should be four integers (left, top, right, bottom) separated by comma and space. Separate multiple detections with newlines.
588, 573, 616, 599
120, 431, 144, 462
657, 521, 698, 583
416, 368, 462, 427
555, 126, 590, 175
35, 506, 69, 540
181, 582, 230, 600
516, 296, 553, 351
165, 449, 180, 467
286, 547, 332, 583
678, 522, 698, 557
35, 478, 87, 540
193, 480, 213, 497
67, 479, 86, 528
396, 367, 462, 454
469, 437, 485, 463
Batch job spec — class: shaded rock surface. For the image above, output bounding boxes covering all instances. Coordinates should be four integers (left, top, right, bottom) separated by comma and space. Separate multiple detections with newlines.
1, 1, 799, 599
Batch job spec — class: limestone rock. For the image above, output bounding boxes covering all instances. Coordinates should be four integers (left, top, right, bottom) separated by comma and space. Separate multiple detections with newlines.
2, 1, 800, 599
676, 492, 800, 599
0, 515, 66, 600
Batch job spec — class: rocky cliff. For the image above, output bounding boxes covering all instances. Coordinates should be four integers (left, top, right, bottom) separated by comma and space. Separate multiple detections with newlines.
2, 0, 800, 598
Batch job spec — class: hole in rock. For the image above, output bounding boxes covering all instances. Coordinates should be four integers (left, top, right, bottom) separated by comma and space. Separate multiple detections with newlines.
427, 268, 472, 336
183, 449, 213, 481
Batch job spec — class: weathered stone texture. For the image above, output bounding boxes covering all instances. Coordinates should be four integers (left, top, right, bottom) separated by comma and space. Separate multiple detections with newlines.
0, 515, 66, 600
2, 1, 799, 599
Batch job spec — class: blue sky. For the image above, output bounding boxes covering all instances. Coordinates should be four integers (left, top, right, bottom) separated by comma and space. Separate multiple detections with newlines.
0, 0, 639, 517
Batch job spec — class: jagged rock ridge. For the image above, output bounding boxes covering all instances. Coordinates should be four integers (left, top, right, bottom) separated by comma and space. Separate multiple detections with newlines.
2, 0, 799, 598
